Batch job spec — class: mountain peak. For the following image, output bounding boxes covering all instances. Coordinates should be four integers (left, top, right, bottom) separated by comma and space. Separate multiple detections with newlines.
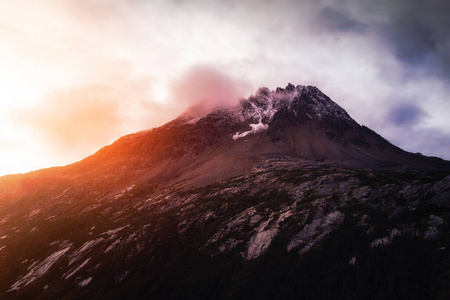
71, 83, 450, 190
232, 84, 353, 140
178, 84, 352, 139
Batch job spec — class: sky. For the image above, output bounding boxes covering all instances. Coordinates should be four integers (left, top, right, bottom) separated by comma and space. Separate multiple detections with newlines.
0, 0, 449, 176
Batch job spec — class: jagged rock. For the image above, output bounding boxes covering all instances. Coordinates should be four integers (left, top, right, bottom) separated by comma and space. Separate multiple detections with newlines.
287, 211, 345, 254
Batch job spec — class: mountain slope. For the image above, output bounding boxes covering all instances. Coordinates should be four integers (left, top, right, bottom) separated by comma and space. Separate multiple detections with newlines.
1, 84, 450, 299
57, 84, 450, 187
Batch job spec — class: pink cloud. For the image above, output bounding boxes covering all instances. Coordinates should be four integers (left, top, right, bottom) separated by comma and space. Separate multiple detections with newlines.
168, 65, 253, 115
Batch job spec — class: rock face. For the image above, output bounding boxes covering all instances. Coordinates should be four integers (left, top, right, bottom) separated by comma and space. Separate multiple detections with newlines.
1, 84, 450, 299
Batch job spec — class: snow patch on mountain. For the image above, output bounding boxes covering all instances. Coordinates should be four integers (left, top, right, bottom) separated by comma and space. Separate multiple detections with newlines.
303, 87, 352, 121
233, 84, 300, 139
232, 121, 268, 140
231, 83, 353, 140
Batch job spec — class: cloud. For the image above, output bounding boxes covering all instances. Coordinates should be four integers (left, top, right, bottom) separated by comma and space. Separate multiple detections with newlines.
13, 60, 177, 162
327, 0, 450, 80
318, 6, 368, 33
18, 85, 123, 154
374, 0, 450, 79
168, 65, 253, 115
388, 103, 426, 126
14, 63, 254, 164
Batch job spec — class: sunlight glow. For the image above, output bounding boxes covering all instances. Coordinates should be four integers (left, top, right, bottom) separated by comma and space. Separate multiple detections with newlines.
0, 56, 48, 110
152, 83, 168, 103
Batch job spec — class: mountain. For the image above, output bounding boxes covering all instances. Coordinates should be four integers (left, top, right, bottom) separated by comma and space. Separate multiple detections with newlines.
1, 84, 450, 299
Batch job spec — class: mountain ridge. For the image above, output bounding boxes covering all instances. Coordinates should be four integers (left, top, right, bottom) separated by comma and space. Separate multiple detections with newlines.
1, 83, 450, 299
1, 83, 449, 201
66, 83, 450, 187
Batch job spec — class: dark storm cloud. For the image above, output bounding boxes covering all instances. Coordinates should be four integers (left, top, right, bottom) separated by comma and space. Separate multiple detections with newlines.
389, 103, 426, 126
329, 0, 450, 80
211, 0, 450, 80
376, 0, 450, 79
318, 6, 368, 33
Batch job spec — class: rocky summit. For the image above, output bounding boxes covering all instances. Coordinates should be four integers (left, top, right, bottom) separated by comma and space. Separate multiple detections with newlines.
1, 84, 450, 299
